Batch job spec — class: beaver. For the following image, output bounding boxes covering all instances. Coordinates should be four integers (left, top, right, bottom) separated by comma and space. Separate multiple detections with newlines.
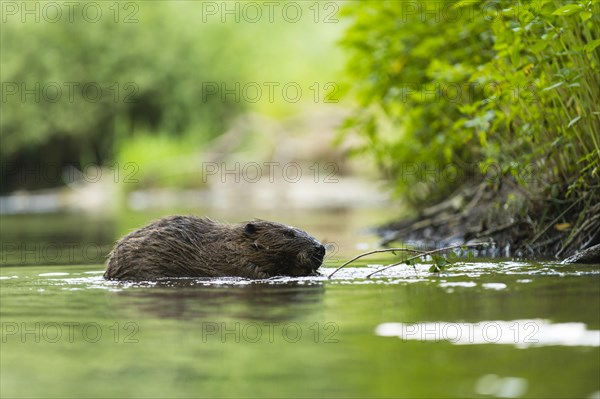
103, 216, 325, 281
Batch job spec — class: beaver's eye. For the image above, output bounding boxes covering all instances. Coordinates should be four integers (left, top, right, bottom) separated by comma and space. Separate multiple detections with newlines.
244, 223, 258, 236
283, 230, 296, 238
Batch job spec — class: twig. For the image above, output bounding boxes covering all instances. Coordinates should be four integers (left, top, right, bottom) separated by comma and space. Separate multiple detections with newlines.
365, 242, 488, 279
328, 247, 425, 279
530, 197, 582, 246
477, 221, 518, 237
556, 207, 599, 257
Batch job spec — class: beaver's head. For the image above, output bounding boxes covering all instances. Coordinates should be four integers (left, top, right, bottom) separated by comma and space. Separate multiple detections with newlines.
241, 220, 325, 277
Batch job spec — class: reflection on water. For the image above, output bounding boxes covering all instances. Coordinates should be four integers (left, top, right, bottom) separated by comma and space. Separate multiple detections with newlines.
475, 374, 529, 398
110, 280, 325, 321
376, 319, 600, 347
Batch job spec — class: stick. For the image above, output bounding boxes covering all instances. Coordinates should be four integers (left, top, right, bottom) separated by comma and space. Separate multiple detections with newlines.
364, 242, 488, 279
327, 247, 425, 278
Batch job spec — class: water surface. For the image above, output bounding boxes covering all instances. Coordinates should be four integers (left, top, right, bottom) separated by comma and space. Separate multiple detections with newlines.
1, 213, 599, 398
1, 261, 599, 398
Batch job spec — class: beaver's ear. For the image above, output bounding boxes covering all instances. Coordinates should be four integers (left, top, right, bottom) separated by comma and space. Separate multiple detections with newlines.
244, 223, 258, 236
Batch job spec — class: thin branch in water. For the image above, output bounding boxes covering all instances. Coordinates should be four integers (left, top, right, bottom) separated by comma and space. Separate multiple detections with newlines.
365, 242, 489, 279
328, 247, 425, 279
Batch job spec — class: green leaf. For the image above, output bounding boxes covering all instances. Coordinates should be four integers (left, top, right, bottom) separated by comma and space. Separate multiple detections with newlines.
552, 4, 583, 16
432, 255, 447, 268
429, 265, 440, 273
580, 11, 592, 21
452, 0, 479, 9
567, 116, 582, 128
543, 81, 564, 91
531, 39, 549, 53
583, 39, 600, 54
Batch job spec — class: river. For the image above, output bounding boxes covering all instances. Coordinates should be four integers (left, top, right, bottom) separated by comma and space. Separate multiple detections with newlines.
1, 211, 599, 398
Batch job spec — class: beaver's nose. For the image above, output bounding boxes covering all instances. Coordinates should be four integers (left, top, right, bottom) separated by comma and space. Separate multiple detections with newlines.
316, 244, 326, 259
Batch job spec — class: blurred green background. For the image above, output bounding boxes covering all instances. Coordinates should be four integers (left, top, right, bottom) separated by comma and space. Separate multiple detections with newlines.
1, 1, 348, 194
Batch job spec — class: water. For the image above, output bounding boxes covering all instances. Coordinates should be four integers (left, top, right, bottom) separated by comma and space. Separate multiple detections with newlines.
1, 213, 599, 398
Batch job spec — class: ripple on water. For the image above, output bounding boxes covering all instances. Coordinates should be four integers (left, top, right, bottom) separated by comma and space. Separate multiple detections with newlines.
482, 283, 508, 290
439, 281, 477, 288
25, 261, 597, 291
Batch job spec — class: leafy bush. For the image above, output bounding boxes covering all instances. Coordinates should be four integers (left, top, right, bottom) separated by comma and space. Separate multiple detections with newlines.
341, 0, 599, 206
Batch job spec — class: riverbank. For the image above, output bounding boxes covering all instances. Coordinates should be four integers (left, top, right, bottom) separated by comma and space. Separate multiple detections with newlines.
377, 177, 600, 262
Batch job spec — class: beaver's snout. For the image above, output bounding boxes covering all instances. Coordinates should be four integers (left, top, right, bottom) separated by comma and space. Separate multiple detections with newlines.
305, 243, 326, 272
314, 244, 326, 264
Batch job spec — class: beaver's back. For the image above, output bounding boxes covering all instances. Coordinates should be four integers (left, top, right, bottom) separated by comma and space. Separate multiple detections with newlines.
104, 216, 226, 280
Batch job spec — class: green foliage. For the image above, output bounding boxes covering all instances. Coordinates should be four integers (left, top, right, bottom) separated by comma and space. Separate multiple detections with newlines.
477, 0, 600, 196
1, 3, 249, 164
429, 255, 448, 273
1, 2, 346, 193
341, 0, 600, 206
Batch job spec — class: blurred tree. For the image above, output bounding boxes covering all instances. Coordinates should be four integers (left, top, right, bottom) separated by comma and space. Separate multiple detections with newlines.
1, 2, 247, 192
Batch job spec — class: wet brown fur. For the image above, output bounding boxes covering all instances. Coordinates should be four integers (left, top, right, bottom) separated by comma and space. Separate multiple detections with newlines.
104, 216, 325, 281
